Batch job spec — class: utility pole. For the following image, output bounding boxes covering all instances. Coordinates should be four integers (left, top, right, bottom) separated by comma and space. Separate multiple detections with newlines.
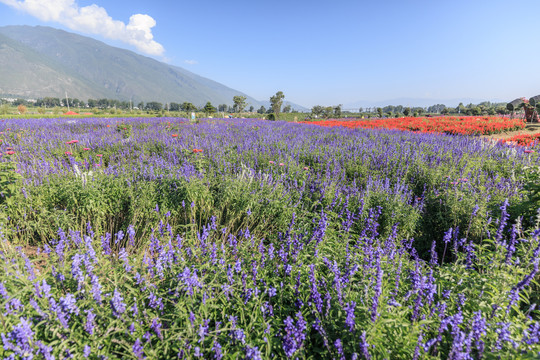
65, 91, 70, 112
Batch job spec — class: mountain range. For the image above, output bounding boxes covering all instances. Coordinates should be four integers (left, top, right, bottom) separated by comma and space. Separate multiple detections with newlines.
0, 25, 305, 110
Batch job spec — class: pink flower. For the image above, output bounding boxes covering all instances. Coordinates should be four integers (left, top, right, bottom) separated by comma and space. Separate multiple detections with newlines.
94, 163, 101, 167
96, 154, 103, 157
83, 148, 90, 151
269, 161, 275, 164
525, 149, 534, 153
303, 167, 309, 170
65, 151, 72, 156
5, 151, 14, 155
71, 140, 79, 144
279, 163, 284, 166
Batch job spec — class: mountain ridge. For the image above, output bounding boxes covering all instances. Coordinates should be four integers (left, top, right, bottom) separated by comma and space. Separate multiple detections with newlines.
0, 25, 307, 110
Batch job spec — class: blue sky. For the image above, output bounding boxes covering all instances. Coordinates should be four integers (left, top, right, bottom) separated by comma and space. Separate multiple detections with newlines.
1, 0, 539, 108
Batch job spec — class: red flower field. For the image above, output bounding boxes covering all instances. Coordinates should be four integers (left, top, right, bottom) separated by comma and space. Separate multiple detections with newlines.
302, 116, 525, 136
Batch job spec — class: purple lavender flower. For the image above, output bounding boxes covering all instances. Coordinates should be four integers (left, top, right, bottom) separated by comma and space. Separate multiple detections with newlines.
0, 282, 8, 299
198, 319, 210, 343
282, 311, 307, 358
370, 251, 383, 322
245, 345, 262, 360
429, 240, 438, 266
494, 322, 517, 350
38, 342, 54, 360
495, 199, 510, 244
189, 311, 196, 327
1, 317, 35, 358
178, 267, 203, 296
507, 260, 539, 313
133, 338, 145, 359
101, 232, 112, 256
110, 288, 126, 317
231, 328, 246, 344
334, 338, 345, 360
127, 225, 136, 247
344, 301, 356, 331
522, 322, 540, 345
59, 293, 80, 316
308, 264, 323, 314
151, 318, 162, 339
85, 309, 96, 335
83, 344, 91, 358
147, 292, 164, 311
359, 331, 371, 360
470, 311, 486, 357
212, 341, 223, 359
119, 248, 132, 272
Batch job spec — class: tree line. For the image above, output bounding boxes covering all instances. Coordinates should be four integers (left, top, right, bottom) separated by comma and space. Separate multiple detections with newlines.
2, 91, 292, 119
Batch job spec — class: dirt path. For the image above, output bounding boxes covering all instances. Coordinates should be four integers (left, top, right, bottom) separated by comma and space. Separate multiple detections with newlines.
482, 123, 540, 140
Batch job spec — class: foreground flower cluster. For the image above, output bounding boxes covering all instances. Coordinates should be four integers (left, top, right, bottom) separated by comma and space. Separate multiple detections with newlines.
0, 203, 539, 359
303, 116, 525, 135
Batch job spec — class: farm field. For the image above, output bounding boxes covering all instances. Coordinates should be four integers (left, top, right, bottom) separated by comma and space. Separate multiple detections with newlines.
1, 116, 540, 359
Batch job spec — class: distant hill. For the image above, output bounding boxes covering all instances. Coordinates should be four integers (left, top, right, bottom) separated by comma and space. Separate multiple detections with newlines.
0, 25, 302, 108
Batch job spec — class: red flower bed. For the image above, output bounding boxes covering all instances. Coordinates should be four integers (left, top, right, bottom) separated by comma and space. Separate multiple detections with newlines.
301, 116, 525, 136
499, 133, 540, 146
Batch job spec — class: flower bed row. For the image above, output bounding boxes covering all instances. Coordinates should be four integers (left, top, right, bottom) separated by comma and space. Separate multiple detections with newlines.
302, 116, 525, 135
499, 132, 540, 146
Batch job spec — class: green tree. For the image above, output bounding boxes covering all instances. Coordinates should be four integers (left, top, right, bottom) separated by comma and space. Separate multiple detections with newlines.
282, 105, 292, 113
218, 104, 228, 112
249, 105, 254, 112
257, 106, 266, 114
145, 102, 163, 111
17, 104, 27, 114
334, 104, 342, 118
233, 96, 247, 113
311, 105, 324, 117
203, 101, 216, 114
377, 107, 383, 117
87, 99, 97, 108
270, 91, 285, 120
324, 106, 333, 119
403, 107, 411, 116
0, 104, 10, 115
169, 102, 181, 111
182, 102, 197, 112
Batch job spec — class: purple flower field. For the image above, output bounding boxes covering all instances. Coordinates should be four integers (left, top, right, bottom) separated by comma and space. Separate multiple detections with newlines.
0, 117, 539, 359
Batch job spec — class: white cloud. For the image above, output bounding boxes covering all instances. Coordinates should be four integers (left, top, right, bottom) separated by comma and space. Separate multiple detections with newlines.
0, 0, 165, 56
184, 59, 198, 65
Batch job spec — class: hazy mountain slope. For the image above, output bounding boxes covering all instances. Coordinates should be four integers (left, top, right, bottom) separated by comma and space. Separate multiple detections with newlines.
0, 32, 111, 99
0, 25, 261, 106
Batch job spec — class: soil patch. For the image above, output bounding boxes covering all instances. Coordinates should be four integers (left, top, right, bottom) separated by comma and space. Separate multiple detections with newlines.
482, 123, 540, 140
